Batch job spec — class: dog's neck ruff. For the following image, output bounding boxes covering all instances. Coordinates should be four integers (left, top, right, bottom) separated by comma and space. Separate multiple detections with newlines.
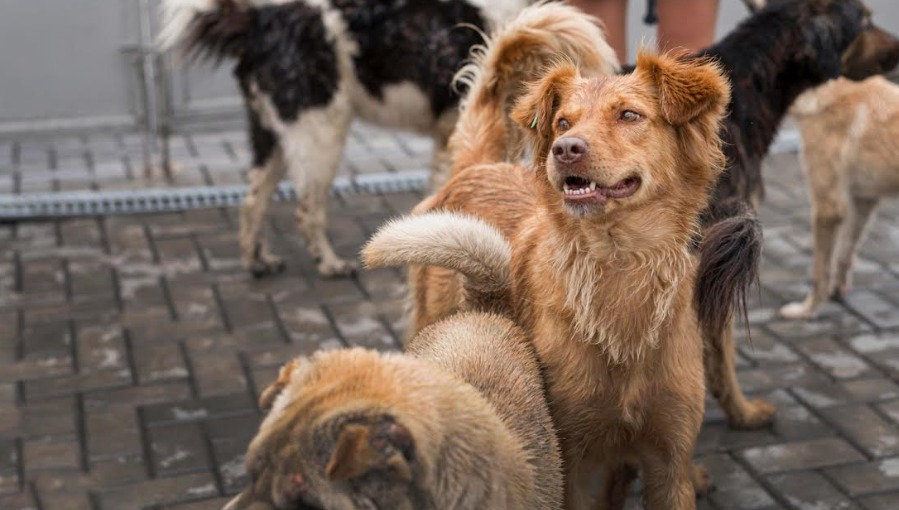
549, 231, 692, 364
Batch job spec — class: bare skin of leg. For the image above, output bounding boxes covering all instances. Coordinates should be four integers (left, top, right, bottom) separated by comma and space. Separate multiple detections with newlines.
831, 196, 879, 298
568, 0, 628, 64
657, 0, 720, 53
568, 0, 718, 63
705, 319, 776, 428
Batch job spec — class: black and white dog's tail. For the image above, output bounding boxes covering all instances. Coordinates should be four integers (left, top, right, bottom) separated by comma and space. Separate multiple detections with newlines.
159, 0, 255, 61
449, 1, 619, 172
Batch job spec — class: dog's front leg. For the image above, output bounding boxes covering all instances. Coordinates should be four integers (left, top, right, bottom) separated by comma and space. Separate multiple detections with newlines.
563, 455, 600, 510
640, 450, 695, 510
593, 462, 637, 510
240, 148, 287, 278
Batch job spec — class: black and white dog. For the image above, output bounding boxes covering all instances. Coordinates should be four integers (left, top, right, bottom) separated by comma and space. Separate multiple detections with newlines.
160, 0, 553, 277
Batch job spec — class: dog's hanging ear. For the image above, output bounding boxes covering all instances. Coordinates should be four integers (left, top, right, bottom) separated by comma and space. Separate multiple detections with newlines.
326, 419, 415, 482
635, 51, 730, 126
511, 64, 579, 169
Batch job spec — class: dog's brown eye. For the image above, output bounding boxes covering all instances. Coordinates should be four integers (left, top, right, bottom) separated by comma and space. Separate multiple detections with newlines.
620, 110, 641, 122
558, 118, 570, 131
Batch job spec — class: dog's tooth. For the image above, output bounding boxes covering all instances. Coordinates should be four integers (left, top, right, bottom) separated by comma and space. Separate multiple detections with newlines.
590, 181, 597, 191
563, 183, 571, 193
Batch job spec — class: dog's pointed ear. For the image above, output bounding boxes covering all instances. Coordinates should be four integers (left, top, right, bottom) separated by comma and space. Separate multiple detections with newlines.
326, 420, 415, 482
258, 358, 301, 412
635, 51, 730, 126
511, 64, 579, 167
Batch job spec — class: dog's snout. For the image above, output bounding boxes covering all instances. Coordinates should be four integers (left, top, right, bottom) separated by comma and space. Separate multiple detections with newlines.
552, 137, 588, 163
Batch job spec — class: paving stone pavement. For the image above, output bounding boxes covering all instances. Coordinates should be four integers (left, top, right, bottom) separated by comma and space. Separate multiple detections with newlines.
0, 124, 435, 194
2, 125, 899, 510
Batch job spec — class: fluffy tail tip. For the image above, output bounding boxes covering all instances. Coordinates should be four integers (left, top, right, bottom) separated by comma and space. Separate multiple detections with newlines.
695, 199, 762, 338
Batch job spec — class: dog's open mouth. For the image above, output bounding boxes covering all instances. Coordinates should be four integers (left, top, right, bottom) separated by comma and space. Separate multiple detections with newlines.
562, 175, 641, 203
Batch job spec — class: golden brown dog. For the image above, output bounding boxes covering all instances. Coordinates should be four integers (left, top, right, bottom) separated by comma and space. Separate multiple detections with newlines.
780, 75, 899, 319
365, 43, 734, 510
223, 312, 562, 510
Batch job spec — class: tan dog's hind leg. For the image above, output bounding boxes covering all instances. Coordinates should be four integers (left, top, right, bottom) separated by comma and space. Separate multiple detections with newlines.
283, 97, 356, 278
240, 150, 287, 278
781, 146, 851, 319
706, 321, 776, 429
781, 181, 848, 318
831, 196, 879, 298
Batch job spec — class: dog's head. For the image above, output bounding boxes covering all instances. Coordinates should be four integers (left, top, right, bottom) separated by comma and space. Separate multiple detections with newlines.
752, 0, 899, 80
511, 51, 730, 222
223, 351, 425, 510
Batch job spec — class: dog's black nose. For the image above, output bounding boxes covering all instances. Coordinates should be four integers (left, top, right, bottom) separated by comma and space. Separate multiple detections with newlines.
552, 137, 588, 163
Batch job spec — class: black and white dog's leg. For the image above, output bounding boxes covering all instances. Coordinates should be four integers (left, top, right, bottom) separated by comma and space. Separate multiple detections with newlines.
240, 109, 287, 278
283, 96, 356, 278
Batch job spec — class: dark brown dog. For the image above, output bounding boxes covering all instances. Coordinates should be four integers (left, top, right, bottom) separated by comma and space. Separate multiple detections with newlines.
691, 0, 899, 430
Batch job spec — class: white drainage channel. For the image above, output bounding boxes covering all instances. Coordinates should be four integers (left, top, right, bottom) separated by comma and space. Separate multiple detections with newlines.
0, 170, 430, 220
0, 130, 800, 221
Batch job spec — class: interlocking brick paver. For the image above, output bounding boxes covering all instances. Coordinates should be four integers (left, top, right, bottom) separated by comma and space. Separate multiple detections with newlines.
700, 454, 779, 510
826, 458, 899, 497
2, 126, 899, 508
766, 471, 859, 510
821, 405, 899, 458
741, 438, 865, 474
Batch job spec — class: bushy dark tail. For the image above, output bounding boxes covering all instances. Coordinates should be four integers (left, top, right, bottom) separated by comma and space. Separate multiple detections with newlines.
159, 0, 254, 62
695, 198, 762, 339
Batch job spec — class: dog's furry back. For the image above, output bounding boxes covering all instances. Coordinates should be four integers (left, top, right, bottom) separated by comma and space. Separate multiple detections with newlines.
447, 1, 619, 173
407, 312, 563, 510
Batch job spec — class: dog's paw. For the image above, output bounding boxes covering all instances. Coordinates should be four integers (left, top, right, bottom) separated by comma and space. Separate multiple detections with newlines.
248, 254, 286, 279
730, 399, 776, 429
317, 257, 358, 278
779, 300, 816, 320
692, 465, 713, 497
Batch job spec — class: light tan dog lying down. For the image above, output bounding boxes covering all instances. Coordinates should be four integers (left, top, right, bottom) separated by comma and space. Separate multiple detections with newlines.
781, 75, 899, 319
223, 312, 562, 510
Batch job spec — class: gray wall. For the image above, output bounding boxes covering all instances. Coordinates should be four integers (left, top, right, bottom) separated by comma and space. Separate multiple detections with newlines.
0, 0, 897, 134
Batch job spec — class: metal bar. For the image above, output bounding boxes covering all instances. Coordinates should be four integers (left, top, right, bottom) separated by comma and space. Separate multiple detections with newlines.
0, 170, 429, 220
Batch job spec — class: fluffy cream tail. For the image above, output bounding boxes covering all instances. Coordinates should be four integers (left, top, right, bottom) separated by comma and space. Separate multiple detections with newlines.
362, 212, 511, 295
450, 1, 619, 172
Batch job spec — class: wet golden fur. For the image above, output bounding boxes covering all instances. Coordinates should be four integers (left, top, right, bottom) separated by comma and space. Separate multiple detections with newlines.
223, 312, 562, 510
366, 47, 732, 507
781, 75, 899, 319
